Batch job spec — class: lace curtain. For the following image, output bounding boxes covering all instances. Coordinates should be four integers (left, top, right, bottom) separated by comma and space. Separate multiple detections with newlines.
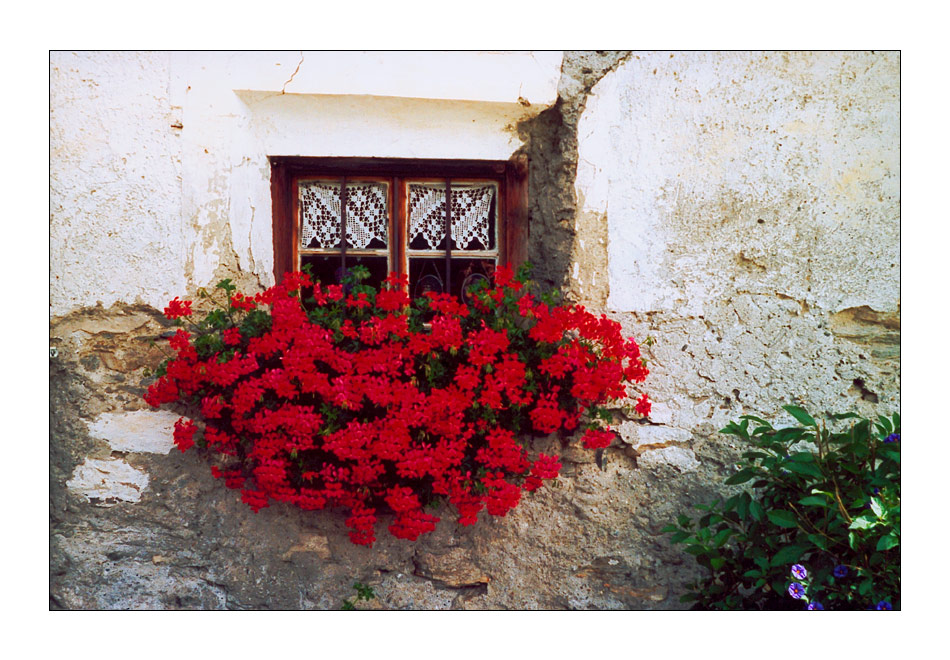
299, 181, 389, 249
408, 183, 494, 250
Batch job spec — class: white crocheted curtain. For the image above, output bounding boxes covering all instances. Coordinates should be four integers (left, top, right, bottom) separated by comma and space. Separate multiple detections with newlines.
408, 183, 495, 250
299, 181, 389, 249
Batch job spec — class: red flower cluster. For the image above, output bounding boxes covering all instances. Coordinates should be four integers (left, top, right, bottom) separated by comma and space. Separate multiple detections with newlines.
163, 297, 193, 319
145, 265, 650, 546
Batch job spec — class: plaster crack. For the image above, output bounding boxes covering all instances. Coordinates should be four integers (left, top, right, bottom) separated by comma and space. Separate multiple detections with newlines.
281, 52, 304, 94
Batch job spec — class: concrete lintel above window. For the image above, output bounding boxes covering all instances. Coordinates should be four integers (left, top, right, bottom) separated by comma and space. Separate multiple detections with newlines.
225, 51, 563, 113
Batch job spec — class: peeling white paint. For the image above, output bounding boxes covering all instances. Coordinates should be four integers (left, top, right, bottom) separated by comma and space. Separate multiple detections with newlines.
616, 423, 691, 450
66, 458, 150, 504
85, 410, 181, 454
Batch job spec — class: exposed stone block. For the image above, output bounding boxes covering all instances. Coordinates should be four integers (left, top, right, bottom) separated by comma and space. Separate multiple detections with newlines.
413, 547, 490, 588
636, 447, 701, 472
280, 534, 332, 561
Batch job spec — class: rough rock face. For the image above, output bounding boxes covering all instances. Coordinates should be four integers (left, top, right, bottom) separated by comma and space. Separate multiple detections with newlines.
50, 51, 900, 610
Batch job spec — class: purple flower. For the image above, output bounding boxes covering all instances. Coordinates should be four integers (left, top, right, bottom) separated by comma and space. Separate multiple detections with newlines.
788, 582, 806, 599
833, 565, 848, 578
790, 564, 807, 580
884, 433, 899, 443
875, 600, 893, 610
807, 601, 824, 610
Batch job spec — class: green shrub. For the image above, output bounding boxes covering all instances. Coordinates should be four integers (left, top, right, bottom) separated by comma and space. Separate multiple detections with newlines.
663, 406, 900, 610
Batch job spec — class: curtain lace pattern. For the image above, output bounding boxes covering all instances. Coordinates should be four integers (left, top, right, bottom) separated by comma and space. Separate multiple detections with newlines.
409, 183, 494, 250
300, 181, 389, 249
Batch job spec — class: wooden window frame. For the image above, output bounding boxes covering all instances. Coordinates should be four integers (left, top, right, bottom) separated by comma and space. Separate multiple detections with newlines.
270, 157, 529, 291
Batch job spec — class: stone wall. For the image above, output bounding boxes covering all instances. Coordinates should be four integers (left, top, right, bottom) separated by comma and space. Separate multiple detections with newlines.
50, 51, 899, 609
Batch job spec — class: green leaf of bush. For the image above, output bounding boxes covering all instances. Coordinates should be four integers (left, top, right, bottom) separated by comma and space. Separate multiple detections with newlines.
870, 498, 883, 518
783, 405, 817, 427
784, 462, 824, 479
663, 406, 900, 610
849, 516, 874, 530
749, 500, 766, 522
771, 544, 809, 567
712, 528, 735, 548
767, 510, 799, 528
827, 412, 861, 420
670, 531, 691, 544
724, 468, 757, 485
788, 452, 816, 463
807, 533, 829, 550
772, 427, 808, 444
877, 415, 893, 434
876, 534, 899, 551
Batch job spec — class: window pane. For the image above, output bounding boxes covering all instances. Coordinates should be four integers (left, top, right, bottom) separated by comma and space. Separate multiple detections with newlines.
302, 254, 389, 290
407, 183, 496, 251
409, 256, 495, 300
300, 181, 389, 250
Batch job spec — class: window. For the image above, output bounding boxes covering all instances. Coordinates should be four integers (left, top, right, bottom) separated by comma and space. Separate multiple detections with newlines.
270, 157, 528, 298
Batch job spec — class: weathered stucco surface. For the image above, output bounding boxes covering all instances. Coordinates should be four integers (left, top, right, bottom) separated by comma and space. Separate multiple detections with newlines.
50, 51, 899, 610
573, 51, 899, 435
50, 52, 187, 318
50, 51, 562, 317
578, 51, 899, 315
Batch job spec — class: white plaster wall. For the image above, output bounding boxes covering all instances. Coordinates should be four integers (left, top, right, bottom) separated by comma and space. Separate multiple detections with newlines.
50, 51, 187, 317
50, 51, 563, 317
576, 51, 900, 315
